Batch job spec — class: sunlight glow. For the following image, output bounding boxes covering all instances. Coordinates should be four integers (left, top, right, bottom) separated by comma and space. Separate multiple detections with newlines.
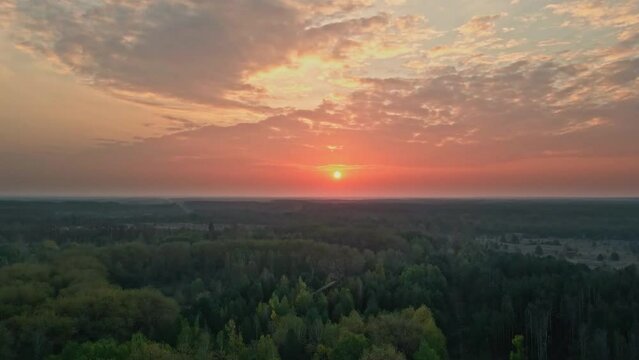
332, 170, 343, 180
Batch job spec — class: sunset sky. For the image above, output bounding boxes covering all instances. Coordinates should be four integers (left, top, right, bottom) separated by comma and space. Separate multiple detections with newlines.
1, 0, 638, 197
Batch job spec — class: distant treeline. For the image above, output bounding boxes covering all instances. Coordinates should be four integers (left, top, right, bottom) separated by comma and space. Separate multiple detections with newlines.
2, 199, 639, 243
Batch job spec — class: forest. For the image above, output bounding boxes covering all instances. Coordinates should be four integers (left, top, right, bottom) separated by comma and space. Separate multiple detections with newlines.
1, 199, 639, 359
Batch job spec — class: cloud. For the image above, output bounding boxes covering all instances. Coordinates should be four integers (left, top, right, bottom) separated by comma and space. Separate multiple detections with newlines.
283, 0, 375, 16
22, 55, 639, 169
162, 115, 203, 132
601, 57, 639, 84
458, 14, 504, 38
537, 39, 571, 47
0, 1, 14, 26
552, 117, 608, 135
3, 0, 397, 112
546, 0, 639, 28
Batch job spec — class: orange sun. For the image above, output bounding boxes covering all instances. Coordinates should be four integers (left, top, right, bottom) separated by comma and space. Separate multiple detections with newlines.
332, 170, 343, 180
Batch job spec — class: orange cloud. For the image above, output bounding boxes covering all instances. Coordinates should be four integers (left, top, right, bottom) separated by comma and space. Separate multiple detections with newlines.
547, 0, 639, 28
4, 1, 405, 114
458, 14, 504, 37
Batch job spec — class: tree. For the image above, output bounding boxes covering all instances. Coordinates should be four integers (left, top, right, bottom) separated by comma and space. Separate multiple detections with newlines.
509, 335, 525, 360
535, 245, 543, 256
253, 335, 280, 360
176, 319, 211, 359
361, 344, 406, 360
340, 311, 365, 334
129, 333, 181, 360
0, 325, 15, 360
414, 341, 439, 360
364, 306, 447, 359
49, 339, 129, 360
331, 333, 368, 360
217, 320, 247, 360
610, 252, 620, 261
280, 329, 305, 360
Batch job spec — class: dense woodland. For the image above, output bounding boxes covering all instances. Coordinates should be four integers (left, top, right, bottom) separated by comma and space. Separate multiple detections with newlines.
1, 199, 639, 359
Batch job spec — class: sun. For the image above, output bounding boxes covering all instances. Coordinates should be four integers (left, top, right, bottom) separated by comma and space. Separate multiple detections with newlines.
332, 170, 343, 180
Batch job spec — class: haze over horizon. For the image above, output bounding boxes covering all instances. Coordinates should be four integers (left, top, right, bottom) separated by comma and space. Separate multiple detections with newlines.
1, 0, 639, 197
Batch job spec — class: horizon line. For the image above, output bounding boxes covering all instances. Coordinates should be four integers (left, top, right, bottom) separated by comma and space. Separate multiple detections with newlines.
1, 194, 639, 202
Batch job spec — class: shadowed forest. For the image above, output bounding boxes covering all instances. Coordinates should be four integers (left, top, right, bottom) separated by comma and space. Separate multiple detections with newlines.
1, 199, 639, 359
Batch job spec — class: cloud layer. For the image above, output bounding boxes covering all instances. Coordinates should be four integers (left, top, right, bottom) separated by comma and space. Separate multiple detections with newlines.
1, 0, 639, 196
5, 0, 421, 111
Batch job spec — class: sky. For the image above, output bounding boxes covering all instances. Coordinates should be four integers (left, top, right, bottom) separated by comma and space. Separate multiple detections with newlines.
0, 0, 638, 197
